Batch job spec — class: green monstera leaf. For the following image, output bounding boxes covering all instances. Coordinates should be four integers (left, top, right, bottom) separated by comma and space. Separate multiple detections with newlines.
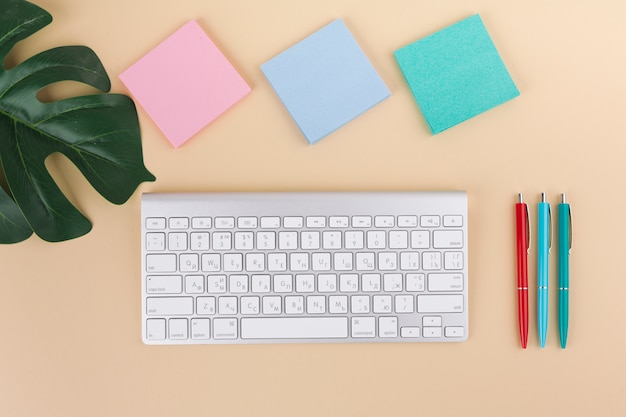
0, 0, 155, 243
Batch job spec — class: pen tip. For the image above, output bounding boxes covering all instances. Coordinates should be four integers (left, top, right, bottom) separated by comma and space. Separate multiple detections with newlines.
518, 193, 523, 203
541, 192, 546, 202
561, 193, 566, 203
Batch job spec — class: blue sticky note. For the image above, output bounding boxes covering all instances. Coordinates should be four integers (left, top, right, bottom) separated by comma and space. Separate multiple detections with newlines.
394, 14, 519, 134
261, 19, 390, 144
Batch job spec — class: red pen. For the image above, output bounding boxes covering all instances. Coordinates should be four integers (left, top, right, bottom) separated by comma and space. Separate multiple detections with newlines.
515, 193, 530, 348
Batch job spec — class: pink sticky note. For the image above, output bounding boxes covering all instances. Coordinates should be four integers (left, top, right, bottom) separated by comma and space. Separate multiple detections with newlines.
120, 20, 251, 147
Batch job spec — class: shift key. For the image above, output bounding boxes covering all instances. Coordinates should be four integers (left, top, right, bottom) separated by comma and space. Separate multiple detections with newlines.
417, 294, 464, 313
147, 297, 193, 315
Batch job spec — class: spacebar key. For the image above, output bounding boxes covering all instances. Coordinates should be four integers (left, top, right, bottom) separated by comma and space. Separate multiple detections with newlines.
241, 317, 348, 339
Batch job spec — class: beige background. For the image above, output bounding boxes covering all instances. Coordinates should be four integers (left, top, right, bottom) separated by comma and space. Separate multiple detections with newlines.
2, 0, 625, 416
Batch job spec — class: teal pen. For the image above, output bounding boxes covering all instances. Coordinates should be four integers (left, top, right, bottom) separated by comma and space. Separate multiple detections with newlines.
537, 193, 551, 348
558, 193, 572, 348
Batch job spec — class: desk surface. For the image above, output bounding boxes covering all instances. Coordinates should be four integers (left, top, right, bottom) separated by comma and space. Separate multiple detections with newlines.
2, 1, 626, 416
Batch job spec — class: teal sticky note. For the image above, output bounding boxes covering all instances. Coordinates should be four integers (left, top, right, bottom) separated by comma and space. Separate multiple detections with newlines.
394, 14, 519, 134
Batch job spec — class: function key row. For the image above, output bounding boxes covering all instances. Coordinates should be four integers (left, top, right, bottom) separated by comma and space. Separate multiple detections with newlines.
146, 215, 464, 230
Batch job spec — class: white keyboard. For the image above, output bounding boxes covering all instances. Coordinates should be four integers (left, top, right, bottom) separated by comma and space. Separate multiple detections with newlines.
141, 191, 468, 344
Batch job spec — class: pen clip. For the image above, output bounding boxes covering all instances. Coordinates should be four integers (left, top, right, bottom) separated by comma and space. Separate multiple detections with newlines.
525, 203, 531, 254
542, 193, 552, 253
567, 205, 573, 253
562, 193, 573, 253
541, 193, 553, 253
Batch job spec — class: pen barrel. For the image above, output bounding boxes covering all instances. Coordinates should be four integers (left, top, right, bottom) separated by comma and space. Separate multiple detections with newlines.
559, 289, 569, 348
515, 204, 529, 288
537, 202, 549, 348
518, 288, 528, 348
515, 203, 529, 348
558, 203, 570, 348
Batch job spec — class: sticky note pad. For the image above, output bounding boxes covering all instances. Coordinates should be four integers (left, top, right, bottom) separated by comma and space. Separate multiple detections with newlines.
394, 14, 519, 134
120, 20, 251, 147
261, 19, 390, 145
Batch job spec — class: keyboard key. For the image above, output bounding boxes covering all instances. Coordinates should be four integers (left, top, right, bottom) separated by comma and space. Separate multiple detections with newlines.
351, 317, 375, 337
322, 231, 342, 249
146, 319, 166, 340
190, 232, 210, 251
191, 319, 211, 339
329, 216, 349, 228
169, 318, 188, 340
215, 217, 235, 229
420, 215, 440, 227
146, 297, 193, 316
445, 326, 465, 338
146, 275, 182, 294
179, 254, 199, 272
328, 295, 348, 314
422, 252, 442, 270
417, 294, 464, 313
383, 274, 403, 292
373, 295, 392, 313
279, 231, 298, 250
443, 215, 463, 227
146, 254, 177, 272
351, 295, 370, 313
241, 317, 348, 339
428, 273, 464, 291
213, 318, 238, 339
306, 216, 326, 228
168, 232, 187, 251
212, 232, 232, 250
184, 275, 204, 293
400, 252, 420, 270
295, 274, 315, 293
433, 230, 463, 248
146, 217, 166, 230
241, 296, 260, 315
367, 231, 386, 249
301, 231, 321, 250
389, 231, 408, 249
260, 217, 281, 229
345, 231, 364, 249
444, 252, 464, 270
379, 317, 398, 338
251, 275, 271, 293
423, 316, 442, 327
318, 274, 337, 292
196, 297, 216, 315
375, 216, 395, 227
400, 327, 420, 338
394, 295, 414, 313
406, 273, 425, 292
410, 230, 430, 249
352, 216, 372, 228
238, 217, 258, 229
257, 232, 276, 250
398, 215, 418, 227
307, 295, 326, 314
339, 274, 358, 292
284, 217, 304, 228
218, 297, 238, 315
146, 233, 165, 251
423, 327, 443, 338
285, 296, 304, 314
169, 217, 189, 229
191, 217, 212, 229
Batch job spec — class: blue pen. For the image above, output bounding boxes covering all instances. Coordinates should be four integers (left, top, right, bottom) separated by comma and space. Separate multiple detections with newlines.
537, 193, 551, 348
558, 193, 572, 348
